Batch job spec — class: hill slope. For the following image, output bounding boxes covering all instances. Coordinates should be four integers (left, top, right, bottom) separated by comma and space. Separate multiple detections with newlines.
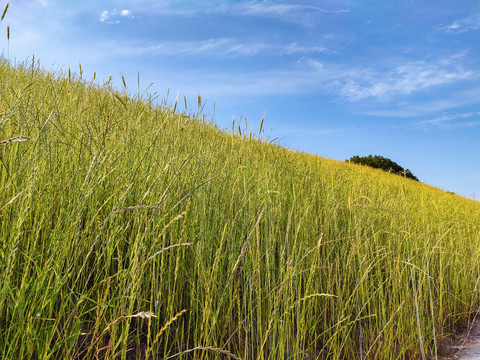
1, 60, 480, 359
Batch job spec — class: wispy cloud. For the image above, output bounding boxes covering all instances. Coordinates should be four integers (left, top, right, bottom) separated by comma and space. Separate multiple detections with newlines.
110, 38, 329, 57
99, 49, 477, 106
233, 2, 349, 17
359, 86, 480, 119
284, 43, 328, 55
440, 13, 480, 34
99, 9, 133, 24
216, 2, 350, 27
326, 59, 476, 102
125, 1, 349, 23
409, 112, 480, 130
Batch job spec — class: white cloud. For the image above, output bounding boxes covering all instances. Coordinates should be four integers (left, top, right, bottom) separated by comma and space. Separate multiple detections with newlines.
234, 3, 349, 17
220, 2, 350, 26
409, 112, 480, 130
441, 13, 480, 34
120, 1, 348, 24
284, 43, 328, 55
99, 10, 110, 23
360, 86, 480, 119
326, 59, 476, 102
89, 34, 477, 107
109, 38, 330, 57
301, 58, 323, 70
99, 9, 132, 24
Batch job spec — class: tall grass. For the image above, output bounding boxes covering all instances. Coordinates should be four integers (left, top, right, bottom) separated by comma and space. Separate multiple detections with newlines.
1, 59, 479, 359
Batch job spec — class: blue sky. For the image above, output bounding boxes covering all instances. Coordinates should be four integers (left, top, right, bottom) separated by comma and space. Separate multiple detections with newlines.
1, 0, 479, 199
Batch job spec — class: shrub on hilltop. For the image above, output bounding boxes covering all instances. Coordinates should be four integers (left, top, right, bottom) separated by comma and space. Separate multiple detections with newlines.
347, 154, 419, 181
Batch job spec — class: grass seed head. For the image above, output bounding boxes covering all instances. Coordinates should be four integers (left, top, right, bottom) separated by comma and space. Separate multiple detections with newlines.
1, 2, 8, 22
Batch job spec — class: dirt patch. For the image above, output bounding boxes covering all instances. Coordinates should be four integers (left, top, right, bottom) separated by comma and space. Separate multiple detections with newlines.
439, 311, 480, 360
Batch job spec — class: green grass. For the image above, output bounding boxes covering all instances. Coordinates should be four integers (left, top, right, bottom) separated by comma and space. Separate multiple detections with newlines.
1, 59, 479, 359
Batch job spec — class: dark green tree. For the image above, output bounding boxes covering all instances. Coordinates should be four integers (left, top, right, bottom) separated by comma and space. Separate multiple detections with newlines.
346, 155, 419, 181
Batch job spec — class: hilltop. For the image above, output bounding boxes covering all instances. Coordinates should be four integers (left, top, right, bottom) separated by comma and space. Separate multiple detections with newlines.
1, 59, 480, 359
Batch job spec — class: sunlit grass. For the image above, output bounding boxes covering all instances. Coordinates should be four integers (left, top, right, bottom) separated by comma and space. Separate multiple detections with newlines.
1, 59, 479, 359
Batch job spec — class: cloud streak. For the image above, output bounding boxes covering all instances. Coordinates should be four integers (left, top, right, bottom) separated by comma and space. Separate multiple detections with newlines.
102, 44, 477, 109
409, 112, 480, 130
110, 38, 329, 57
441, 13, 480, 34
232, 2, 349, 17
125, 0, 349, 24
325, 59, 476, 102
128, 56, 477, 104
359, 85, 480, 119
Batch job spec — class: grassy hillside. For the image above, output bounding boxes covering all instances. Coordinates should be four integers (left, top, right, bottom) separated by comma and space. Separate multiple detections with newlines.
1, 59, 480, 360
